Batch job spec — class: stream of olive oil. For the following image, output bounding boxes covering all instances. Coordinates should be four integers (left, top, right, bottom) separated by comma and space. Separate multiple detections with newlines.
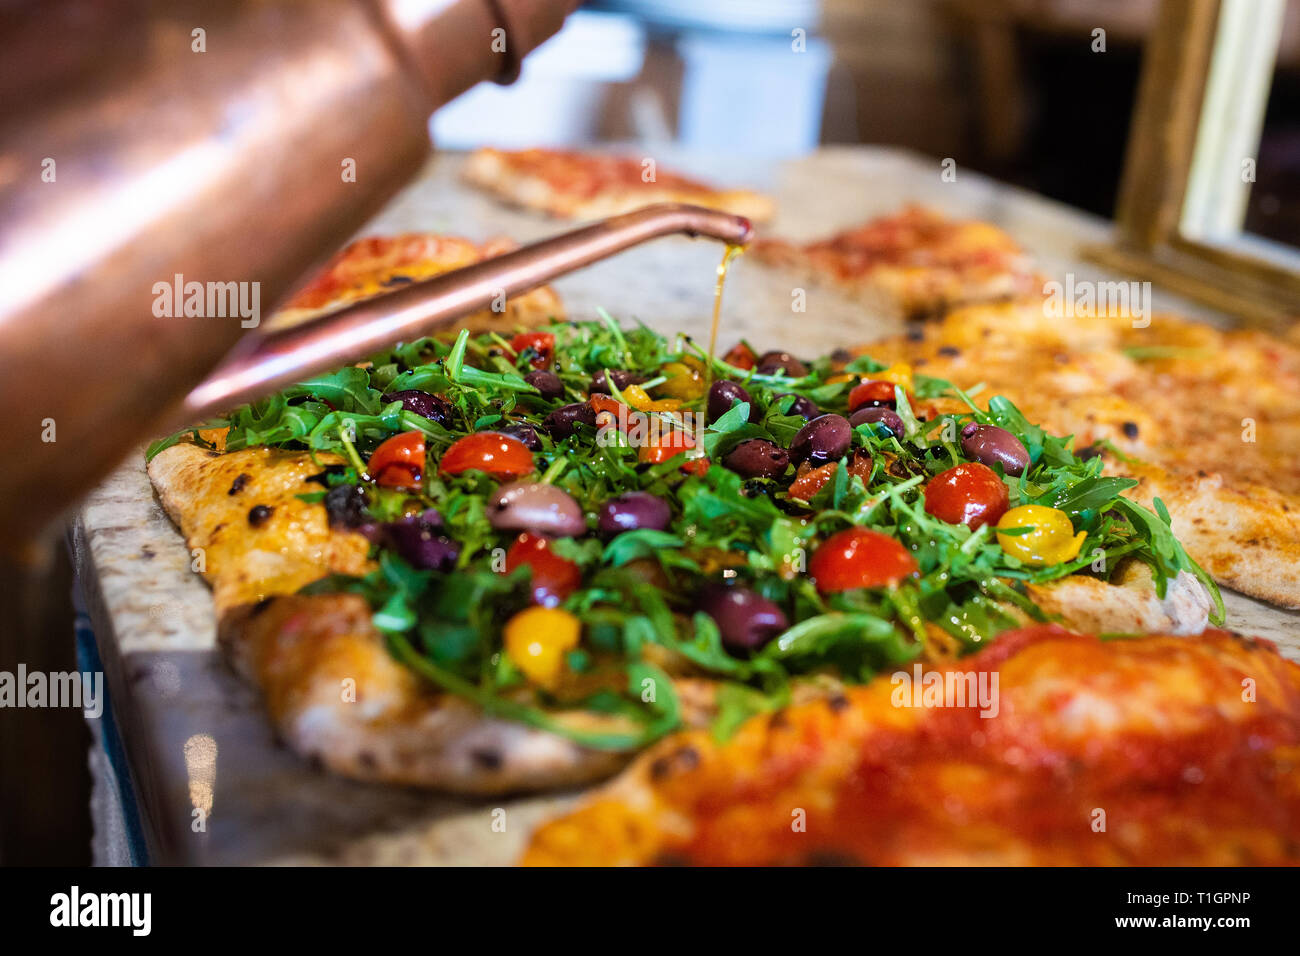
705, 243, 745, 394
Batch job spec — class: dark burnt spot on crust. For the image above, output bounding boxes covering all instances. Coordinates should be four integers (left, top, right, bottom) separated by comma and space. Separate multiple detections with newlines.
828, 694, 850, 713
248, 504, 273, 527
937, 345, 961, 358
674, 745, 700, 771
649, 744, 701, 781
906, 326, 925, 343
305, 464, 345, 487
471, 749, 504, 771
205, 450, 222, 458
1078, 443, 1103, 461
228, 473, 250, 496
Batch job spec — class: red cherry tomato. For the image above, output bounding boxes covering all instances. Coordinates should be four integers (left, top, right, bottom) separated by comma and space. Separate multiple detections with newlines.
367, 431, 426, 489
723, 342, 757, 371
639, 430, 709, 475
509, 331, 555, 369
848, 380, 897, 411
588, 394, 628, 431
439, 433, 534, 478
505, 532, 582, 607
924, 462, 1010, 530
788, 462, 838, 501
809, 527, 919, 592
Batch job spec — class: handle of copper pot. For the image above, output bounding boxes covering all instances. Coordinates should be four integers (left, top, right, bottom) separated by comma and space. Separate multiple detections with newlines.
175, 203, 754, 426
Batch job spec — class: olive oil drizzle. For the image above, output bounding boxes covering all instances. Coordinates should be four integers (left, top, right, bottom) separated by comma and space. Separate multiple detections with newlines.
705, 243, 745, 394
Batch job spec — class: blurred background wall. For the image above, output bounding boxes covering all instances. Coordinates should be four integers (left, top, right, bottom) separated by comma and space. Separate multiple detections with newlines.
433, 0, 1299, 244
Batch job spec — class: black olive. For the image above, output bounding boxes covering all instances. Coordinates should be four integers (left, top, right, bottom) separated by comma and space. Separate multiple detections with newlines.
323, 483, 370, 530
543, 402, 597, 439
755, 351, 808, 377
722, 439, 790, 480
247, 505, 273, 527
707, 380, 753, 423
524, 369, 564, 400
789, 414, 852, 467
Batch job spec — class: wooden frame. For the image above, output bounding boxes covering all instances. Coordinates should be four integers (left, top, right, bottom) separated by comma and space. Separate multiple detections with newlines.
1086, 0, 1300, 331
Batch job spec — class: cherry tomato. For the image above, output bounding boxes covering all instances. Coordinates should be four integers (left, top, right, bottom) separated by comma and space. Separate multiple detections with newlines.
439, 433, 534, 478
503, 606, 581, 689
367, 431, 426, 489
509, 331, 555, 369
723, 342, 757, 371
639, 430, 709, 475
848, 380, 898, 411
505, 532, 582, 607
924, 462, 1010, 530
788, 462, 838, 501
809, 527, 919, 592
875, 362, 914, 392
996, 505, 1087, 567
657, 361, 705, 400
588, 393, 628, 430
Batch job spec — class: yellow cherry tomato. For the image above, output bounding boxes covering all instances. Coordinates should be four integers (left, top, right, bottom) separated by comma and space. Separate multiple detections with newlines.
656, 362, 705, 400
995, 505, 1088, 567
622, 383, 682, 412
875, 363, 914, 393
825, 372, 855, 385
503, 607, 581, 688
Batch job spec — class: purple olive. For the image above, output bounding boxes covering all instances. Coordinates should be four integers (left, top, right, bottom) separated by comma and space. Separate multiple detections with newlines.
698, 583, 788, 654
489, 481, 586, 537
589, 369, 646, 394
850, 406, 905, 438
497, 423, 542, 451
524, 369, 564, 400
384, 389, 454, 426
789, 414, 852, 467
382, 510, 459, 571
543, 402, 597, 439
961, 423, 1030, 477
707, 380, 753, 423
323, 482, 370, 530
597, 491, 672, 536
776, 393, 819, 421
756, 351, 808, 378
722, 439, 790, 480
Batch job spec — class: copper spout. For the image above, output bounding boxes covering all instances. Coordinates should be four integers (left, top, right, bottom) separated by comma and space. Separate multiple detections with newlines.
175, 203, 754, 426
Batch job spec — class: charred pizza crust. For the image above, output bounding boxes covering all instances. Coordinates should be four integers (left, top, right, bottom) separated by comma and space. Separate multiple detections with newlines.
523, 625, 1300, 865
462, 148, 775, 223
752, 206, 1039, 321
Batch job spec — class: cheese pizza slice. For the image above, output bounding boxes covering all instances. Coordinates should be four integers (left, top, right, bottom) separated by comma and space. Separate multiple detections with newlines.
268, 233, 565, 334
462, 147, 774, 223
752, 205, 1039, 321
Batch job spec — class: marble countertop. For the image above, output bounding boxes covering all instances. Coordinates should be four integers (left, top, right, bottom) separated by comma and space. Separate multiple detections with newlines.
72, 146, 1300, 865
